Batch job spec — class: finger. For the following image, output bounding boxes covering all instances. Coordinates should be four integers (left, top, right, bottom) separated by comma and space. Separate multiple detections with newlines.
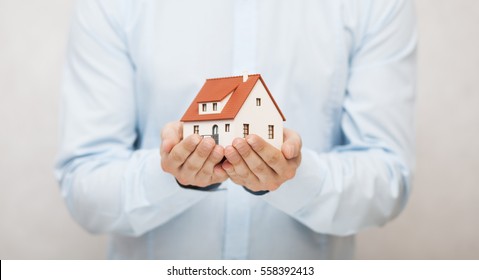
245, 134, 287, 174
181, 137, 216, 175
222, 160, 243, 185
221, 160, 235, 174
160, 121, 183, 156
223, 146, 260, 184
281, 128, 302, 160
161, 121, 183, 141
194, 144, 224, 183
232, 138, 276, 183
167, 134, 202, 170
222, 164, 248, 187
212, 164, 228, 183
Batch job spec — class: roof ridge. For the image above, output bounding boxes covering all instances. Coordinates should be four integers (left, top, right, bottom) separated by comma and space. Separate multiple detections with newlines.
206, 74, 261, 81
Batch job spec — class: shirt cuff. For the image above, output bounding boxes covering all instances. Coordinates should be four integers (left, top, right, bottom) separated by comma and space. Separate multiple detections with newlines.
261, 148, 325, 215
242, 186, 269, 196
139, 149, 210, 208
176, 179, 222, 191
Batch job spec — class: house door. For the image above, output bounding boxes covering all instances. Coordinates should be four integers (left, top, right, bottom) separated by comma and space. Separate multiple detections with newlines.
212, 125, 219, 144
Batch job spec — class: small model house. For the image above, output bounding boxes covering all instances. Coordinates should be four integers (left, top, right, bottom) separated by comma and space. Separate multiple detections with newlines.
181, 74, 286, 149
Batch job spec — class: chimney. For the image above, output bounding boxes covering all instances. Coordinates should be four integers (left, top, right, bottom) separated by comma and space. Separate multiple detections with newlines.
243, 73, 248, 82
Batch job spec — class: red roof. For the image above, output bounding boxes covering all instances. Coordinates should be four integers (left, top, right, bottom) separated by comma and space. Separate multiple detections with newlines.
181, 74, 286, 122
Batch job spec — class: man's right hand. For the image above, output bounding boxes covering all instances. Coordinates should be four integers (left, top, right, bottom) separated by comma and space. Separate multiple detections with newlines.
160, 121, 228, 187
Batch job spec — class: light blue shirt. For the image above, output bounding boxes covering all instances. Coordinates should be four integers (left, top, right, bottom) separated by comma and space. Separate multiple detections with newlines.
56, 0, 417, 259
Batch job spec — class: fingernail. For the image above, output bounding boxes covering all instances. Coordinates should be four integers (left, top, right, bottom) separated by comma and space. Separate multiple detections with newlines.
161, 140, 171, 153
283, 145, 293, 159
232, 138, 243, 147
212, 148, 223, 160
204, 138, 215, 149
246, 136, 257, 149
229, 153, 239, 163
289, 145, 295, 158
233, 141, 247, 154
222, 161, 232, 170
225, 149, 239, 163
192, 135, 201, 145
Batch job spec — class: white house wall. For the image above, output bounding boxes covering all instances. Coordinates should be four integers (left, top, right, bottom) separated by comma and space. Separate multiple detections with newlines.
183, 120, 235, 147
233, 81, 284, 149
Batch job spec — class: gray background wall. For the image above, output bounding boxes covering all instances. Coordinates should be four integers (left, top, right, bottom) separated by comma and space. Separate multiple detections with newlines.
0, 0, 478, 259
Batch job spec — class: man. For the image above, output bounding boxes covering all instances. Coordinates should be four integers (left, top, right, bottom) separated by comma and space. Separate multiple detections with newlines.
56, 0, 416, 259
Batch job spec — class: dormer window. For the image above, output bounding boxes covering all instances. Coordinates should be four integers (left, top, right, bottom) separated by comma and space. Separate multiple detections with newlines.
198, 93, 232, 115
256, 98, 261, 106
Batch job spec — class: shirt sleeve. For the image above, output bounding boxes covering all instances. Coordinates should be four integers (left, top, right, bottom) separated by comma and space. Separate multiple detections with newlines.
55, 0, 208, 237
262, 0, 417, 236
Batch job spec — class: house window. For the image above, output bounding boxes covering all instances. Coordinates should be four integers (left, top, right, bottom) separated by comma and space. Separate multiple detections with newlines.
225, 124, 230, 132
202, 104, 207, 112
243, 124, 249, 138
256, 98, 261, 106
213, 103, 218, 111
193, 125, 199, 134
268, 125, 274, 139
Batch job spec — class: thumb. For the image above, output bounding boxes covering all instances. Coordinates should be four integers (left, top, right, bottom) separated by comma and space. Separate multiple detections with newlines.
160, 121, 183, 155
281, 128, 302, 160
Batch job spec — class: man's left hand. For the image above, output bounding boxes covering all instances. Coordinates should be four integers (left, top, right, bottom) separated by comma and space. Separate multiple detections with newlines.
222, 128, 302, 192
